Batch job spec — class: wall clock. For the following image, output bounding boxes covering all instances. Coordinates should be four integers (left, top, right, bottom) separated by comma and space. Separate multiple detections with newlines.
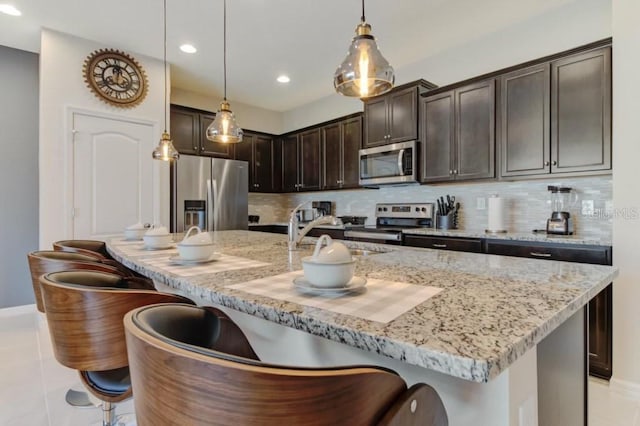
83, 49, 148, 108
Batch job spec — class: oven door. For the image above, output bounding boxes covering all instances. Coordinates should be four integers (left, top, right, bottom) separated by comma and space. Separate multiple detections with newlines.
359, 141, 417, 187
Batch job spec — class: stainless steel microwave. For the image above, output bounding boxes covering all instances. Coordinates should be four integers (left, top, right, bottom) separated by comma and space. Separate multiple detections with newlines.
359, 140, 418, 187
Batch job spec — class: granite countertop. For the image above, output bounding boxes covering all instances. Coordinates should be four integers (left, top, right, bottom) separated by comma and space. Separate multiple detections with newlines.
108, 230, 617, 383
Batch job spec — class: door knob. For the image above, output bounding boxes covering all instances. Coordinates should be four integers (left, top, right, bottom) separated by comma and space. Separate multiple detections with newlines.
545, 161, 550, 166
552, 160, 557, 166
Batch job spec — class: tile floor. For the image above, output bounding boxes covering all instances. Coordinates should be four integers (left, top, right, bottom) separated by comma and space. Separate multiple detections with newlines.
1, 304, 639, 426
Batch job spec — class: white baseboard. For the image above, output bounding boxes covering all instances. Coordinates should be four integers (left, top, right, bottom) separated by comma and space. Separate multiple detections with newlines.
609, 377, 640, 401
0, 303, 36, 317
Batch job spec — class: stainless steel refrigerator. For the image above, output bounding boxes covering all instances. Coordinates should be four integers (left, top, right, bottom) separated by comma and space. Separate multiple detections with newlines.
171, 155, 248, 233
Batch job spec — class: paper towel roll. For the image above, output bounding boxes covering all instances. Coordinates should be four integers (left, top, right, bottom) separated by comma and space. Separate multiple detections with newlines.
487, 195, 507, 233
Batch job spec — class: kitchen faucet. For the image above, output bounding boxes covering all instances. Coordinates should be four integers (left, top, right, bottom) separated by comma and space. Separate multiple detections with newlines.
288, 201, 342, 251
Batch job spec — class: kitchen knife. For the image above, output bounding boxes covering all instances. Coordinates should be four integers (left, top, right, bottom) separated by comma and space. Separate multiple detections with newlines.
440, 197, 446, 214
446, 195, 452, 211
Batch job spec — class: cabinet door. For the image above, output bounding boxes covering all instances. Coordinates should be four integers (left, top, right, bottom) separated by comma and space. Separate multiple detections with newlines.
281, 134, 299, 192
272, 138, 283, 193
322, 122, 342, 190
388, 86, 418, 143
341, 116, 363, 188
455, 80, 495, 180
253, 136, 273, 192
589, 284, 612, 379
499, 64, 550, 177
551, 47, 611, 173
199, 113, 234, 159
421, 91, 455, 182
234, 133, 254, 191
299, 129, 321, 191
363, 96, 388, 147
169, 106, 199, 155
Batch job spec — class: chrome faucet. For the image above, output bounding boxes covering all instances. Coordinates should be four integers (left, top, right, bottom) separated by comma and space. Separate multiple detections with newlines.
288, 201, 342, 251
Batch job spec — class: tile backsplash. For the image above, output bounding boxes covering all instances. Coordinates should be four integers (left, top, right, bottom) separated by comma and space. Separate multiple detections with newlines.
249, 176, 612, 241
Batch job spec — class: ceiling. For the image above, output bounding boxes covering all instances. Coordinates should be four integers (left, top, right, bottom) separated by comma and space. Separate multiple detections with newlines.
0, 0, 580, 112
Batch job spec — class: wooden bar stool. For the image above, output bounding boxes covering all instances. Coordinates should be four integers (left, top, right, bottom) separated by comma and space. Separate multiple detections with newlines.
124, 303, 448, 426
53, 239, 140, 277
40, 271, 193, 426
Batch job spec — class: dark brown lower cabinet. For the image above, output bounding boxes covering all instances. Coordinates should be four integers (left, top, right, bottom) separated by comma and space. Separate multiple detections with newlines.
484, 239, 612, 379
403, 235, 483, 253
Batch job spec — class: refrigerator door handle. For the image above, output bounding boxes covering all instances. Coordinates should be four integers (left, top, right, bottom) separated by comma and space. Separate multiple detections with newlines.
206, 179, 213, 232
208, 178, 219, 232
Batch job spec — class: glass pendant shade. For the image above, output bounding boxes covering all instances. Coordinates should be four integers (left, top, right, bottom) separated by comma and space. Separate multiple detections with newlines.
334, 22, 394, 98
152, 132, 180, 161
206, 100, 243, 143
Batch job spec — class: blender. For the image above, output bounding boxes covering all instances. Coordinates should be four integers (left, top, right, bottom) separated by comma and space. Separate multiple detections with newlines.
546, 186, 576, 235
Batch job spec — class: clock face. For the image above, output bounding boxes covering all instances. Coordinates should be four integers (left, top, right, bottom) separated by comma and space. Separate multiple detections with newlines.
83, 49, 148, 108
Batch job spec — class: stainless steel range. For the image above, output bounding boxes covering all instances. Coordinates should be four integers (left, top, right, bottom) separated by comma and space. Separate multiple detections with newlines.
344, 203, 434, 245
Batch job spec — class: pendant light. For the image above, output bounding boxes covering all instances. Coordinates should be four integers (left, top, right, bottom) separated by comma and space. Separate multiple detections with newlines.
152, 0, 180, 161
206, 0, 243, 144
334, 0, 395, 98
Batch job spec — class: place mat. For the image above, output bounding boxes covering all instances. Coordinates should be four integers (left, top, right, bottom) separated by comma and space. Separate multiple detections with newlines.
228, 271, 443, 324
114, 243, 178, 257
141, 254, 271, 277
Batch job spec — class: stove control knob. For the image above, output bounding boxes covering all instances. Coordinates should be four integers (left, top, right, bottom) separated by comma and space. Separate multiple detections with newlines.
421, 207, 427, 212
383, 207, 388, 212
415, 207, 420, 212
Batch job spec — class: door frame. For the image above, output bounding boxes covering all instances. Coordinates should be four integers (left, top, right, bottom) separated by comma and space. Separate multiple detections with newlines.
64, 106, 160, 239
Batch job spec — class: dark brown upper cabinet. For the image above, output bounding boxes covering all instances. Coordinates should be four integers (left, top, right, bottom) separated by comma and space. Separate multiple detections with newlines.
363, 80, 437, 148
499, 64, 551, 177
499, 46, 611, 178
234, 132, 276, 193
281, 130, 322, 192
169, 105, 233, 159
551, 47, 611, 174
322, 114, 363, 190
421, 79, 496, 183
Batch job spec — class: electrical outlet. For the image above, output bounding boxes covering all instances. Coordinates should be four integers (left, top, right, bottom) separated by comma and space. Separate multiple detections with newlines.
581, 200, 594, 216
476, 197, 486, 210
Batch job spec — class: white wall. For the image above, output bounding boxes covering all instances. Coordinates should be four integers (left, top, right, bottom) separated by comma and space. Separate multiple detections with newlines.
611, 0, 640, 394
39, 29, 170, 249
281, 0, 611, 133
171, 88, 284, 135
0, 46, 38, 308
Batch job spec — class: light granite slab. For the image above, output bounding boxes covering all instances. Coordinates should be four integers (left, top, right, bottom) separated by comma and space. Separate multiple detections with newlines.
108, 230, 618, 383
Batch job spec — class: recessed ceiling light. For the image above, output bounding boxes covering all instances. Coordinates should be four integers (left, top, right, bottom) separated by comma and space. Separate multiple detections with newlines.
277, 75, 290, 84
179, 44, 197, 54
0, 4, 22, 16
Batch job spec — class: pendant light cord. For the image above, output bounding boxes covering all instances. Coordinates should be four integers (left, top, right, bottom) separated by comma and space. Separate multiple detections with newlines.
223, 0, 227, 101
361, 0, 365, 23
163, 0, 168, 133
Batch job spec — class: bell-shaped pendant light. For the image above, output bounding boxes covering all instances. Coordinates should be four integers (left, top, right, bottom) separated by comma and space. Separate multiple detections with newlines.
153, 0, 179, 161
334, 0, 394, 98
206, 0, 243, 144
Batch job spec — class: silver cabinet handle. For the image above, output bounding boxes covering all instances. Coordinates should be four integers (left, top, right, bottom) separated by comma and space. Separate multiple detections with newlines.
545, 161, 550, 166
453, 170, 458, 174
530, 252, 552, 258
552, 161, 557, 166
449, 170, 453, 174
432, 243, 447, 248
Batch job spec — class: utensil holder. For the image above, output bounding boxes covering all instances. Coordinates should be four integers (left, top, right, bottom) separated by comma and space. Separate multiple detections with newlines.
436, 214, 456, 230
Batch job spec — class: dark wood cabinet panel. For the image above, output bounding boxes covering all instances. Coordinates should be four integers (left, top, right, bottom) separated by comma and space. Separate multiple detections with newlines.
485, 239, 613, 379
282, 134, 299, 192
403, 235, 483, 253
170, 107, 199, 155
233, 133, 253, 163
253, 135, 274, 192
551, 47, 611, 174
272, 138, 282, 192
499, 64, 550, 177
341, 116, 363, 188
299, 129, 321, 191
322, 114, 363, 190
199, 113, 234, 158
389, 86, 419, 144
364, 97, 388, 147
421, 92, 455, 182
363, 80, 436, 148
421, 80, 495, 183
456, 80, 495, 180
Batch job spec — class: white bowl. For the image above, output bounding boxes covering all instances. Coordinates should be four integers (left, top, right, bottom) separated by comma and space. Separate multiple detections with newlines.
177, 243, 215, 260
302, 257, 356, 288
143, 234, 173, 249
124, 228, 146, 240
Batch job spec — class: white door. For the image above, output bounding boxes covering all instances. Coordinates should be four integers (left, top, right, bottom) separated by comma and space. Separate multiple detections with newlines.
72, 112, 154, 239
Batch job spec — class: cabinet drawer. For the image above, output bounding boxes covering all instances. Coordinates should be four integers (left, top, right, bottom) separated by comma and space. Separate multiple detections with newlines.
485, 240, 611, 265
306, 228, 344, 240
403, 235, 483, 253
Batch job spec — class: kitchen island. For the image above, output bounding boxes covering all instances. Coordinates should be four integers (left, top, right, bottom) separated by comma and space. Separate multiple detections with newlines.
108, 231, 618, 426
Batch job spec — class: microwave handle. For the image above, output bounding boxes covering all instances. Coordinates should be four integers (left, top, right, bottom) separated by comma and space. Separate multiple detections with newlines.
397, 149, 405, 175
